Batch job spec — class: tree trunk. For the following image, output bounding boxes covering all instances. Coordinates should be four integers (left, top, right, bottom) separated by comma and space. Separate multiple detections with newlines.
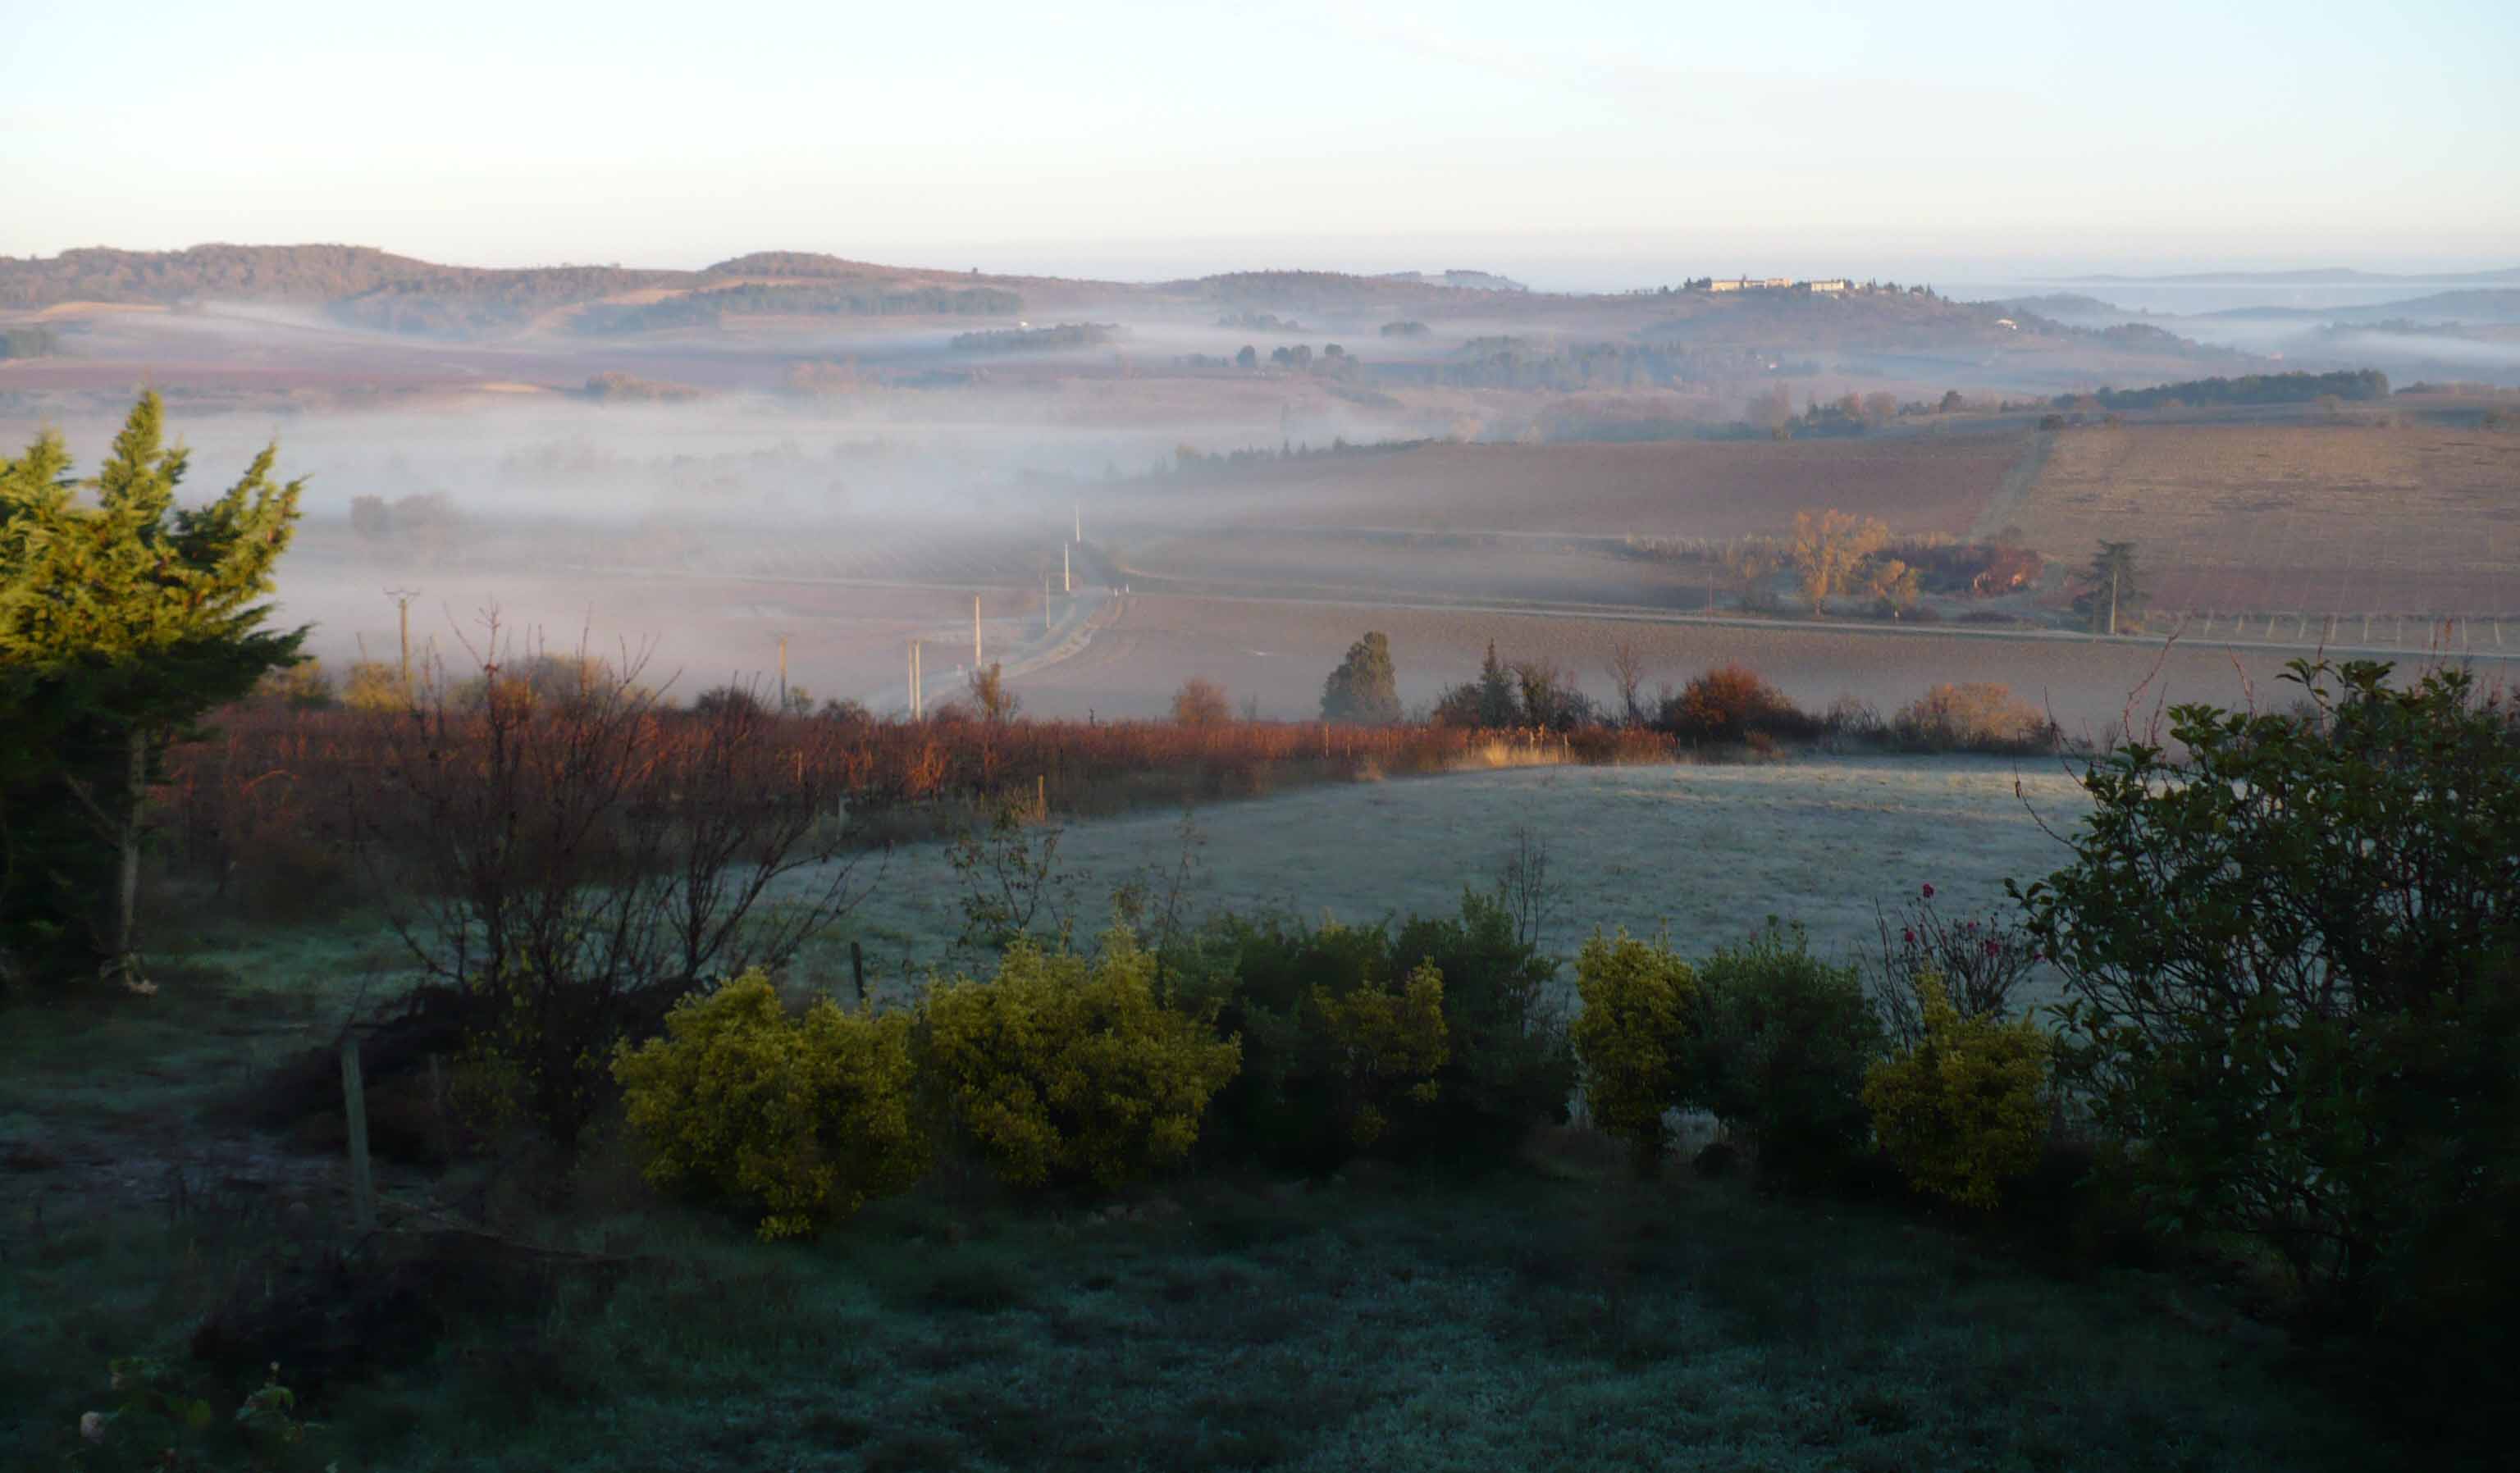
105, 730, 146, 987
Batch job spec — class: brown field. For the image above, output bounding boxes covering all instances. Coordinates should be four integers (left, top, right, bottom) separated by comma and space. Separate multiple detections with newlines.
1112, 530, 1696, 608
1007, 591, 2413, 736
2013, 422, 2520, 613
273, 551, 1056, 710
1099, 432, 2033, 538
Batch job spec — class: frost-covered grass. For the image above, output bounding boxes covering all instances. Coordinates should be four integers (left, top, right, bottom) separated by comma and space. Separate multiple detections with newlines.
7, 1141, 2395, 1473
0, 755, 2422, 1472
819, 755, 2093, 1002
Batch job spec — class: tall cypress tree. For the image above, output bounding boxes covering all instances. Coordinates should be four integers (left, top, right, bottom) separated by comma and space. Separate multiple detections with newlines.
1, 394, 305, 987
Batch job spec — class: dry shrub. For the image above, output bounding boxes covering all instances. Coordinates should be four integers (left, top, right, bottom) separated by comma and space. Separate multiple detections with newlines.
1655, 664, 1823, 746
1171, 677, 1232, 727
1889, 683, 2059, 754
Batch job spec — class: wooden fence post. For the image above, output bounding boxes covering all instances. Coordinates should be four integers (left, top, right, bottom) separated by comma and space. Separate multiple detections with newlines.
340, 1033, 377, 1233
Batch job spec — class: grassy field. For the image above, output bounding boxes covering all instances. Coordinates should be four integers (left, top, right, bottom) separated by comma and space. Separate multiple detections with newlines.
824, 756, 2092, 1001
0, 753, 2445, 1471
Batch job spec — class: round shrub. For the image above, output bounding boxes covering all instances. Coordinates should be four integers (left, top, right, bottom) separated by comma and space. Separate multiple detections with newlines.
920, 928, 1242, 1190
612, 970, 929, 1240
1862, 975, 2052, 1208
1569, 930, 1696, 1172
1690, 922, 1883, 1177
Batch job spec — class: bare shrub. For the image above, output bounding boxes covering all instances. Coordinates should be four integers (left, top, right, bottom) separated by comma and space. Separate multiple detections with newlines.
358, 623, 877, 1147
1888, 683, 2059, 754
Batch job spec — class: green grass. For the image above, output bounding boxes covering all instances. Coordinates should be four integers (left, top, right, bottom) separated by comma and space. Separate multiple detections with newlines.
5, 1129, 2404, 1472
0, 828, 2424, 1471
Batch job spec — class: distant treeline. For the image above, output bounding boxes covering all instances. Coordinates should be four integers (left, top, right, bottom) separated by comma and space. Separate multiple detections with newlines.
326, 267, 687, 339
1376, 339, 1780, 392
2067, 368, 2390, 412
0, 244, 446, 307
950, 323, 1116, 353
1217, 312, 1306, 333
0, 326, 60, 358
576, 283, 1022, 334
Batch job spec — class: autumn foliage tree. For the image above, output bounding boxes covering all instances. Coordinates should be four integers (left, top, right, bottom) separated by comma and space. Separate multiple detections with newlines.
1787, 509, 1892, 614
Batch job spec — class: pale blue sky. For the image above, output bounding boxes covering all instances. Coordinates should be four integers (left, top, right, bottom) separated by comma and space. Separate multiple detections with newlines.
4, 0, 2513, 287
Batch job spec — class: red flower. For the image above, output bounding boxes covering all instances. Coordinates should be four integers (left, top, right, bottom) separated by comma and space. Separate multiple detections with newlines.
1920, 883, 1935, 899
1901, 928, 1915, 946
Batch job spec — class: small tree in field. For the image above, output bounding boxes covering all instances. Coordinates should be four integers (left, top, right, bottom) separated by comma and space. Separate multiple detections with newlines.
1788, 509, 1891, 614
1, 394, 304, 987
968, 661, 1020, 723
1172, 677, 1231, 726
2072, 540, 2143, 634
1321, 632, 1401, 724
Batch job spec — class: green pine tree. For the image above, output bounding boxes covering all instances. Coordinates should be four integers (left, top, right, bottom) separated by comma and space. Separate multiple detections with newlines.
1474, 641, 1520, 727
2073, 540, 2143, 634
1320, 632, 1401, 724
1, 393, 306, 987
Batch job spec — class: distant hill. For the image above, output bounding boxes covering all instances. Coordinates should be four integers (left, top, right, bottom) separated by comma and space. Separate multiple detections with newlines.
2074, 267, 2520, 285
0, 244, 449, 307
2201, 289, 2520, 325
1376, 269, 1530, 292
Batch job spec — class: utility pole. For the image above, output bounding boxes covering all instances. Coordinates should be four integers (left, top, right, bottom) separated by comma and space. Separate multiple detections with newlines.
1063, 543, 1071, 595
908, 641, 923, 718
2108, 569, 2119, 636
974, 594, 983, 666
383, 587, 421, 691
776, 632, 790, 710
1074, 504, 1081, 543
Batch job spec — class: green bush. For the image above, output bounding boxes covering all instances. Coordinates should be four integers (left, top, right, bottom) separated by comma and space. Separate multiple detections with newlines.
1189, 893, 1571, 1171
1389, 892, 1575, 1159
613, 970, 929, 1239
920, 928, 1241, 1190
1185, 913, 1393, 1170
1863, 974, 2052, 1207
2022, 659, 2520, 1335
1312, 960, 1449, 1148
1689, 922, 1883, 1176
1568, 930, 1696, 1172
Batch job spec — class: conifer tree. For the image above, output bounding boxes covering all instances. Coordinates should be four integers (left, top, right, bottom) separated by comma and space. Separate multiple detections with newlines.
1, 393, 305, 987
1320, 632, 1401, 724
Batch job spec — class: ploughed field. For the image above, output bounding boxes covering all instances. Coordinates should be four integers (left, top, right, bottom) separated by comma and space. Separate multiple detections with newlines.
2011, 423, 2520, 616
824, 756, 2093, 997
1100, 433, 2030, 538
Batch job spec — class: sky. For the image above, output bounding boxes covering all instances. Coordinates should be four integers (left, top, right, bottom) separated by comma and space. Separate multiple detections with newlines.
4, 0, 2515, 290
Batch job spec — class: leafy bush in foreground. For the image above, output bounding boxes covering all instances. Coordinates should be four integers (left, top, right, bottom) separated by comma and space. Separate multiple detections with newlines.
1690, 923, 1883, 1176
920, 930, 1240, 1189
1569, 930, 1697, 1173
1864, 974, 2052, 1207
1312, 961, 1449, 1148
1185, 892, 1569, 1171
2023, 659, 2519, 1328
1389, 892, 1576, 1160
614, 971, 929, 1239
